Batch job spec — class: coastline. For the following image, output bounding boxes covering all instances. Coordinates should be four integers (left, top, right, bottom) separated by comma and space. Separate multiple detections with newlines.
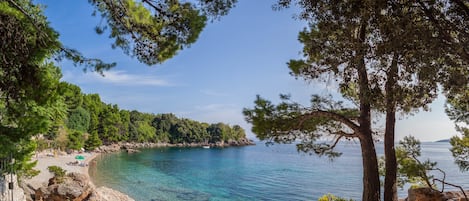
22, 140, 254, 200
24, 151, 100, 190
24, 138, 255, 188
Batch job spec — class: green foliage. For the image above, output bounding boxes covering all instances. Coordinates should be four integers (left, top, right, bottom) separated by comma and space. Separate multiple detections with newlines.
264, 1, 469, 200
88, 0, 236, 65
243, 94, 357, 158
99, 104, 125, 143
0, 0, 238, 178
51, 84, 246, 146
12, 140, 40, 179
36, 138, 49, 152
0, 1, 67, 175
45, 122, 62, 140
47, 165, 66, 177
58, 82, 83, 110
67, 130, 84, 151
135, 121, 156, 142
82, 94, 104, 134
395, 136, 437, 189
66, 107, 91, 132
446, 88, 469, 171
85, 131, 102, 151
47, 165, 66, 183
450, 127, 469, 171
318, 193, 354, 201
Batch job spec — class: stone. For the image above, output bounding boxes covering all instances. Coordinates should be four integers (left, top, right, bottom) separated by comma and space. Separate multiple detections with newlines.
407, 187, 443, 201
441, 190, 469, 201
35, 172, 93, 201
125, 149, 140, 153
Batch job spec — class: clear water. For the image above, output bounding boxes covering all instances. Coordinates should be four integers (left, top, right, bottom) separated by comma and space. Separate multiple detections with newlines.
89, 142, 469, 201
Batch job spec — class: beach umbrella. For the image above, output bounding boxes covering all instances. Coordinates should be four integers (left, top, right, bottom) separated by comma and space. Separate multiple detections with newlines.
75, 155, 85, 160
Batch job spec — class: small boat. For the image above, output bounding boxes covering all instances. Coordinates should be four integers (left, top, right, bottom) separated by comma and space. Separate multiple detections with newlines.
203, 145, 210, 149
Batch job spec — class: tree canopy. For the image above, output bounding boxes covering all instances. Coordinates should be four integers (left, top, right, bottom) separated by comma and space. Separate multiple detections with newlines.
6, 0, 237, 72
35, 81, 249, 151
245, 0, 469, 200
0, 0, 67, 175
0, 0, 239, 175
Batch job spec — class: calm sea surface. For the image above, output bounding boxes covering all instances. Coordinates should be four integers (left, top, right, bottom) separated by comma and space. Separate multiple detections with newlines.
89, 142, 469, 201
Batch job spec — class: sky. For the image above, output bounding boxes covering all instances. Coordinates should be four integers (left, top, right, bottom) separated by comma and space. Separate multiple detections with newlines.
35, 0, 459, 142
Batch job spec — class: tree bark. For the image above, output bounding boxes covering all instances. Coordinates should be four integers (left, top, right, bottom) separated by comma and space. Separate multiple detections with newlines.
359, 132, 381, 201
384, 53, 399, 201
356, 19, 381, 201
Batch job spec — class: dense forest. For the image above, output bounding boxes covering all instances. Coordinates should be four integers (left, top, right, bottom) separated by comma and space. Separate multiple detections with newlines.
40, 81, 248, 152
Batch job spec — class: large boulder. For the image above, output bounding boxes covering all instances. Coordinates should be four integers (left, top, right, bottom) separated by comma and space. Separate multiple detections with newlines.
88, 186, 135, 201
408, 187, 444, 201
32, 172, 136, 201
35, 172, 93, 201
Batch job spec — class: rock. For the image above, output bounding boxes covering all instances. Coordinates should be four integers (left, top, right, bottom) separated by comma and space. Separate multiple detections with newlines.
19, 181, 35, 201
31, 172, 136, 201
35, 172, 93, 201
407, 187, 443, 201
227, 139, 239, 146
94, 139, 255, 154
441, 190, 469, 201
97, 144, 121, 153
88, 187, 135, 201
125, 149, 140, 153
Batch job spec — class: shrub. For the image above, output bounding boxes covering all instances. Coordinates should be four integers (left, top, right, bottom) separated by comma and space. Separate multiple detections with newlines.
47, 165, 66, 183
318, 193, 354, 201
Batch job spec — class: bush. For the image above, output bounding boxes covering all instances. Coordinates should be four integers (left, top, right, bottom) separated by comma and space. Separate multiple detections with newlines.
318, 193, 354, 201
67, 130, 84, 151
47, 165, 66, 183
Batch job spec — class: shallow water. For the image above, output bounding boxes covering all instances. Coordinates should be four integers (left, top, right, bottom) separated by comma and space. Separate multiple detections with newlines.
89, 142, 469, 201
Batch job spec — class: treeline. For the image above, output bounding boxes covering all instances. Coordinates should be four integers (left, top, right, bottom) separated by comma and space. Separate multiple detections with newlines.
42, 82, 247, 151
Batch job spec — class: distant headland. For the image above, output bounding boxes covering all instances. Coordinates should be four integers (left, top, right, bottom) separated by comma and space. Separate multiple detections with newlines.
435, 139, 451, 143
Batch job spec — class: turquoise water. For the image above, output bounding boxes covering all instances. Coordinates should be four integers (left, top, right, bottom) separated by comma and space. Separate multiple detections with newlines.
89, 142, 469, 201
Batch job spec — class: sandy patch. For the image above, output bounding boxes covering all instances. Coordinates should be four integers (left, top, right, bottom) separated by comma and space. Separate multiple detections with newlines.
24, 151, 99, 189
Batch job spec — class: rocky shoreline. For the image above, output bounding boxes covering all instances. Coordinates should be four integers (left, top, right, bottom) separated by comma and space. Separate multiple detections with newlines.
1, 139, 256, 201
400, 187, 469, 201
94, 138, 256, 153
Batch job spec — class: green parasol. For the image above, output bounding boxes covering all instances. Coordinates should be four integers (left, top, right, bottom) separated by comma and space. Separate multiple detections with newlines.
75, 155, 85, 160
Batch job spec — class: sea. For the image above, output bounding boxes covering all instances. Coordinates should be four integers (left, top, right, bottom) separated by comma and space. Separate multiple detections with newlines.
88, 142, 469, 201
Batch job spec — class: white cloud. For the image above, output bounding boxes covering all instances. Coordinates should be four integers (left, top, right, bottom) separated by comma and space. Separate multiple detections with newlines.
97, 70, 171, 86
63, 70, 172, 87
200, 89, 230, 97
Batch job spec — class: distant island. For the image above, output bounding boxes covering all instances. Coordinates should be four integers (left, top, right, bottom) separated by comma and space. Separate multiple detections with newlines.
435, 139, 451, 143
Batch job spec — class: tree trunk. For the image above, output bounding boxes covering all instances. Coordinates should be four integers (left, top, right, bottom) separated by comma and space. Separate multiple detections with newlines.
359, 131, 381, 201
356, 17, 381, 201
384, 107, 397, 201
357, 99, 380, 201
384, 53, 399, 201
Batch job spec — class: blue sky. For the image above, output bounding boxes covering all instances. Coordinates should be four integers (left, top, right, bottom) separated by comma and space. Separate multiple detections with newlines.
36, 0, 458, 142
